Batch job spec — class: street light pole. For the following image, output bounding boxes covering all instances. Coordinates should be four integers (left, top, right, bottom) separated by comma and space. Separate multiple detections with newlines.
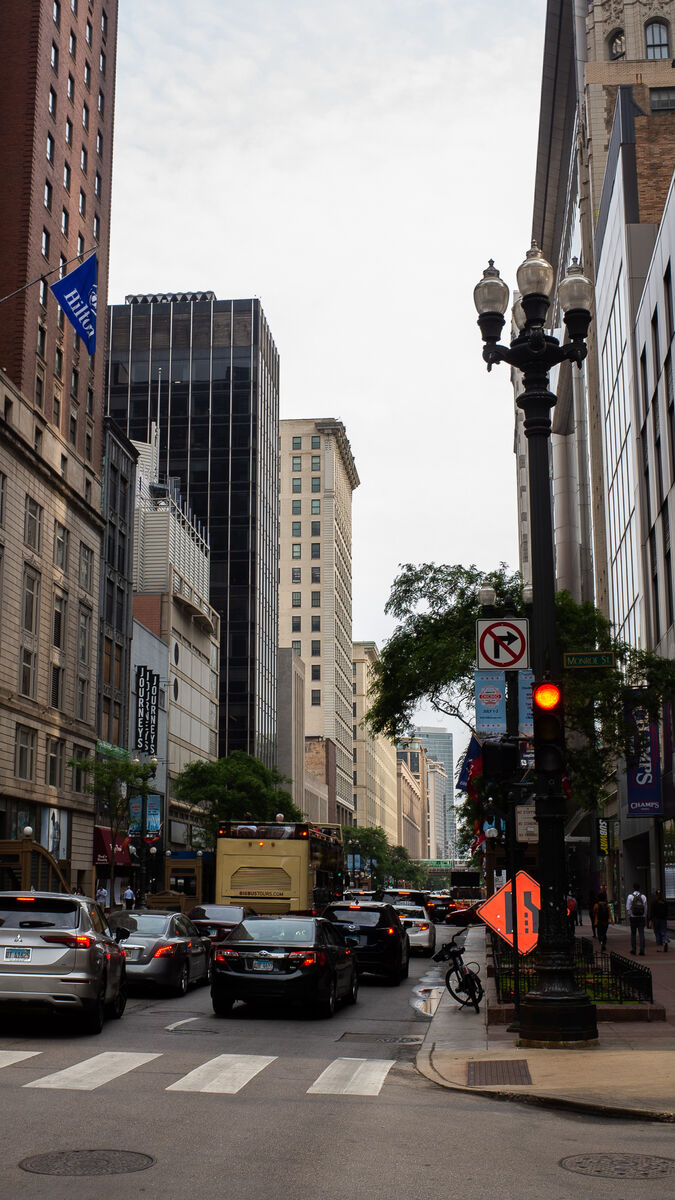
474, 244, 597, 1045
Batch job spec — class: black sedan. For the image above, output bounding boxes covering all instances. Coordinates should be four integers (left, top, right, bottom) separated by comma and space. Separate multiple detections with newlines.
324, 902, 410, 984
210, 915, 358, 1018
187, 904, 253, 945
108, 910, 211, 995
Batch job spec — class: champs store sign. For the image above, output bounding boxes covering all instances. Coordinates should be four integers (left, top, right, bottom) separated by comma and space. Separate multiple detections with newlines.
136, 665, 159, 755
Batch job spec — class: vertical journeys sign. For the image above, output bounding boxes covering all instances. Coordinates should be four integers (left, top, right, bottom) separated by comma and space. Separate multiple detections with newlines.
136, 666, 159, 754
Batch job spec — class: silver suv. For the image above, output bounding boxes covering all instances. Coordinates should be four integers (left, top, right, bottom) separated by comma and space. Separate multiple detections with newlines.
0, 891, 128, 1034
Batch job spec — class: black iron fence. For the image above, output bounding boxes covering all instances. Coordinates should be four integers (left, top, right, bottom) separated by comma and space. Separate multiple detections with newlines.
490, 934, 653, 1005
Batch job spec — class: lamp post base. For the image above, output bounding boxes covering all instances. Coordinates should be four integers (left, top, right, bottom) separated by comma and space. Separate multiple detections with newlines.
518, 993, 598, 1046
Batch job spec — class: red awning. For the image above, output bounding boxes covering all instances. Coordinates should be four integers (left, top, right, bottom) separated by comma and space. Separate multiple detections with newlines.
93, 826, 131, 866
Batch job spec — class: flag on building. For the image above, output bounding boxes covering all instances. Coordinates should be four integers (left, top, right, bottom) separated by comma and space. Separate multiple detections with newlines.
457, 734, 482, 791
50, 254, 97, 354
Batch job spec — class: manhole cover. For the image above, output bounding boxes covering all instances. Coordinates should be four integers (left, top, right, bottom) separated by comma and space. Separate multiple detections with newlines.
467, 1059, 532, 1086
559, 1154, 675, 1180
19, 1150, 155, 1177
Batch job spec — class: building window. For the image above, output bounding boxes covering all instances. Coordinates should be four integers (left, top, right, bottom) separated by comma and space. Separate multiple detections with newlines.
291, 456, 301, 471
292, 544, 301, 559
78, 606, 91, 664
85, 426, 92, 461
311, 640, 320, 656
61, 207, 69, 235
51, 40, 59, 71
69, 407, 77, 444
77, 232, 85, 257
69, 30, 76, 57
79, 189, 86, 215
608, 28, 625, 60
47, 132, 55, 163
291, 499, 301, 515
311, 435, 320, 449
311, 616, 320, 632
291, 477, 301, 494
291, 567, 301, 583
311, 543, 320, 559
646, 21, 669, 59
311, 521, 320, 536
79, 542, 93, 591
66, 116, 73, 144
63, 160, 71, 191
53, 393, 61, 429
311, 567, 321, 583
84, 60, 91, 88
67, 72, 74, 100
311, 455, 321, 471
53, 593, 66, 648
15, 726, 36, 781
99, 49, 106, 75
311, 477, 321, 492
292, 436, 301, 449
94, 170, 101, 197
292, 640, 301, 656
37, 325, 47, 359
291, 616, 301, 632
311, 665, 321, 681
49, 86, 57, 116
87, 386, 93, 415
46, 738, 65, 788
102, 8, 108, 38
82, 101, 89, 129
96, 128, 103, 156
292, 591, 301, 608
24, 495, 43, 550
311, 499, 320, 515
291, 521, 301, 537
54, 521, 69, 570
22, 568, 40, 634
53, 1, 61, 25
50, 663, 64, 709
311, 690, 321, 706
72, 745, 89, 792
650, 87, 675, 112
39, 279, 47, 308
42, 227, 50, 259
93, 213, 100, 240
44, 180, 53, 211
97, 89, 104, 114
60, 454, 67, 478
20, 648, 37, 698
80, 145, 87, 172
311, 591, 320, 607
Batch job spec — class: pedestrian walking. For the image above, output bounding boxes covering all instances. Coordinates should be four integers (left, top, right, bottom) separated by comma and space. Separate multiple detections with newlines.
627, 883, 647, 955
95, 885, 107, 905
648, 889, 670, 952
589, 890, 598, 939
123, 884, 135, 911
575, 892, 583, 926
592, 891, 611, 952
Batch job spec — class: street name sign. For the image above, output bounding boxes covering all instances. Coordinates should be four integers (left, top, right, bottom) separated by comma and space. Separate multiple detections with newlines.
477, 618, 529, 670
563, 651, 615, 669
476, 870, 540, 955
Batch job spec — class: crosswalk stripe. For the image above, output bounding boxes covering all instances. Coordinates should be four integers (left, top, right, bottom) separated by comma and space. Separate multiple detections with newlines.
166, 1053, 277, 1094
307, 1057, 396, 1096
24, 1051, 161, 1091
0, 1051, 41, 1069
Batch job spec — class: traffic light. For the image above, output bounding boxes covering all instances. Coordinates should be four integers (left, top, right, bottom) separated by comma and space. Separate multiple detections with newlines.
482, 739, 520, 783
532, 680, 565, 775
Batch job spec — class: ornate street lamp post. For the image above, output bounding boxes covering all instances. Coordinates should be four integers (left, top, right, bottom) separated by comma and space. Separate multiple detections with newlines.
474, 244, 598, 1045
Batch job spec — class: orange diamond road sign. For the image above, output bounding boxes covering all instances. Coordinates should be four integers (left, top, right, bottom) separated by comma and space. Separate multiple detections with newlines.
476, 870, 540, 955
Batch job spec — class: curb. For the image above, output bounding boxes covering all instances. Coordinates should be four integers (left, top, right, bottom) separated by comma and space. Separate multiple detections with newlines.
415, 1044, 675, 1123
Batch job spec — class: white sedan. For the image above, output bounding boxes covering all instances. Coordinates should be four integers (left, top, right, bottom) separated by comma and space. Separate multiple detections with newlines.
394, 905, 436, 956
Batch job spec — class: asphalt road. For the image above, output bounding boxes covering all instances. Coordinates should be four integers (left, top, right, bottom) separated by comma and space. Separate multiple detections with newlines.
0, 932, 673, 1199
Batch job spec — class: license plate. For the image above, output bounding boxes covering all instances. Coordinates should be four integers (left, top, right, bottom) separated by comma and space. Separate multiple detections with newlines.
252, 959, 273, 972
4, 947, 31, 962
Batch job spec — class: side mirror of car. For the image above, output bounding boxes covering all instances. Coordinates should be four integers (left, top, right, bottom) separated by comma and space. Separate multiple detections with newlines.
114, 926, 130, 942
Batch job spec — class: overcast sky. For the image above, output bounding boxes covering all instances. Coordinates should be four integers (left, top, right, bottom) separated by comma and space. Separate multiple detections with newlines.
108, 0, 546, 772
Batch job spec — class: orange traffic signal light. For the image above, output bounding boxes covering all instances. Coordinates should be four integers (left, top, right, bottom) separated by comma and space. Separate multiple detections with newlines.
532, 680, 565, 775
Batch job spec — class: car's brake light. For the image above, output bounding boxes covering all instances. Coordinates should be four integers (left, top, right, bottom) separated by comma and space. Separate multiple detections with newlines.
17, 896, 35, 902
419, 924, 429, 931
152, 944, 177, 958
348, 905, 361, 910
386, 927, 396, 936
288, 950, 326, 967
41, 933, 93, 948
214, 948, 239, 962
427, 902, 435, 907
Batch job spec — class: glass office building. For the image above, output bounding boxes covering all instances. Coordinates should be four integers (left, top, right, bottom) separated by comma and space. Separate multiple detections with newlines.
105, 294, 279, 766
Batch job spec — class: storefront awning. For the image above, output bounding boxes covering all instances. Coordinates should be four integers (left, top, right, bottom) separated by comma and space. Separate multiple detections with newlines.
93, 826, 131, 866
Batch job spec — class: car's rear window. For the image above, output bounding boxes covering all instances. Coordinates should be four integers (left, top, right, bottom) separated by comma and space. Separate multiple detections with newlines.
329, 908, 384, 927
0, 898, 80, 929
190, 906, 243, 922
233, 919, 316, 943
110, 914, 170, 936
396, 907, 426, 919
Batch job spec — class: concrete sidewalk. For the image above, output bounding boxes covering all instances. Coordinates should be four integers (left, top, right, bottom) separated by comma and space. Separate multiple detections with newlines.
415, 923, 675, 1121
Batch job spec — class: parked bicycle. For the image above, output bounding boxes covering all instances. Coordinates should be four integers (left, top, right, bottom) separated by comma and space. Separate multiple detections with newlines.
433, 930, 484, 1012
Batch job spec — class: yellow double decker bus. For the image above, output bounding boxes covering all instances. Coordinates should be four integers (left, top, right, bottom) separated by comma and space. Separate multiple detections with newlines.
215, 820, 344, 914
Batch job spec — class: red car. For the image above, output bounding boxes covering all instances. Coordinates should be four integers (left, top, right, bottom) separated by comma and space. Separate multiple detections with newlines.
445, 901, 482, 927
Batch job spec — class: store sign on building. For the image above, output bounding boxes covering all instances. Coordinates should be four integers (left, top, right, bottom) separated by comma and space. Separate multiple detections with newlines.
626, 701, 662, 817
596, 818, 609, 856
136, 665, 159, 754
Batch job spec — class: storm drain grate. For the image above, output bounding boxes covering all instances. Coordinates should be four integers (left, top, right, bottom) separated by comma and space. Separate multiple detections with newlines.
559, 1154, 675, 1180
466, 1059, 532, 1087
338, 1032, 423, 1045
19, 1150, 156, 1177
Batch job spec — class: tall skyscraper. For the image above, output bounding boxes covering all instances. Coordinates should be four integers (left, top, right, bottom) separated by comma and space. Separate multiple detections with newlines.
279, 418, 359, 824
106, 293, 279, 766
0, 0, 118, 889
412, 725, 454, 857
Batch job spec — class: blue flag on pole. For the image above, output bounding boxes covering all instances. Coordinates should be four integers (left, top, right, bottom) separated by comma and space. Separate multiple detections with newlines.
50, 255, 97, 354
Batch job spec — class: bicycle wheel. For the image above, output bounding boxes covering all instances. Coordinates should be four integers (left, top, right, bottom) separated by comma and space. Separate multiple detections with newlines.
464, 971, 483, 1014
445, 967, 471, 1007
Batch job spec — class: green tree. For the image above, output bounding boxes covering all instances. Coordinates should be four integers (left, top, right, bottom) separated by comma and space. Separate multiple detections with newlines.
342, 826, 427, 888
173, 751, 302, 846
367, 562, 675, 811
69, 751, 156, 904
386, 845, 428, 888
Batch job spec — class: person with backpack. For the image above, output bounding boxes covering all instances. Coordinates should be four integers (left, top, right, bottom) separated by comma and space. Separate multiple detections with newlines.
593, 891, 611, 952
648, 890, 670, 952
627, 883, 647, 955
